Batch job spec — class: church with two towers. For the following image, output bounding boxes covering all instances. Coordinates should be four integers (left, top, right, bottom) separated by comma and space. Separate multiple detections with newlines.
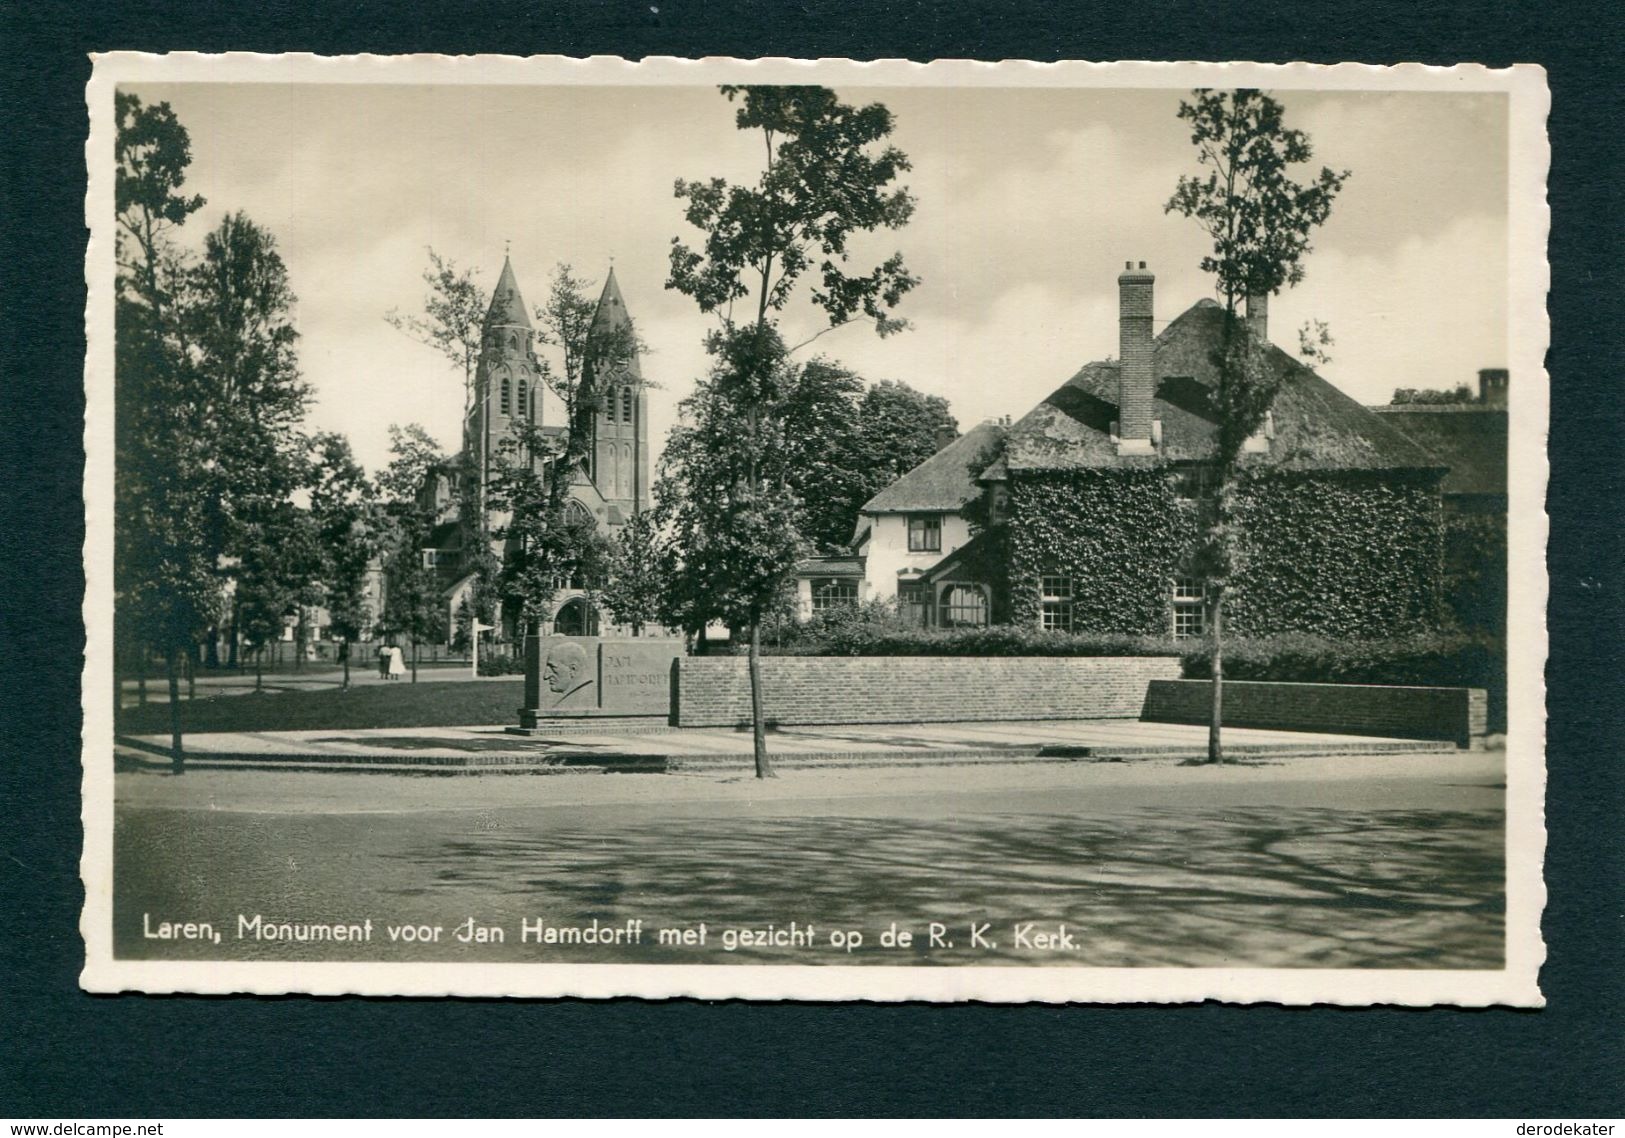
414, 256, 653, 643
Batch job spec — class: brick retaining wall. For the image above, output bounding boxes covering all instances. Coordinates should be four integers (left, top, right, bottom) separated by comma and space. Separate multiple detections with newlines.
1141, 679, 1488, 747
673, 656, 1183, 727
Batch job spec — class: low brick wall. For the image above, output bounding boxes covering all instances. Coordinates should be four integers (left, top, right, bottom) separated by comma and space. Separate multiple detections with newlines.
673, 656, 1182, 727
1141, 679, 1488, 747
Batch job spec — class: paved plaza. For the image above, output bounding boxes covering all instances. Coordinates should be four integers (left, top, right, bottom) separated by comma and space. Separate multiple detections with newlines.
118, 717, 1454, 773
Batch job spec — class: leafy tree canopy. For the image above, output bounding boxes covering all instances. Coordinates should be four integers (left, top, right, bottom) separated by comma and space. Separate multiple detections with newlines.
376, 423, 447, 511
669, 85, 918, 337
1166, 88, 1350, 306
1391, 385, 1476, 405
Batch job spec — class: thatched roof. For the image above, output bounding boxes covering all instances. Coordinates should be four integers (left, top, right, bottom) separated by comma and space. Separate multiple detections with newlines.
1370, 405, 1508, 496
861, 420, 1006, 513
1002, 299, 1444, 475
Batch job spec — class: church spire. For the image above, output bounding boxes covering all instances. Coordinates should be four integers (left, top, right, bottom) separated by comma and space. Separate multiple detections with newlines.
487, 255, 532, 330
587, 265, 640, 379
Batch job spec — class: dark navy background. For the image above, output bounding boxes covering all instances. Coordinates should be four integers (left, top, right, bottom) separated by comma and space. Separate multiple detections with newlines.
3, 0, 1621, 1117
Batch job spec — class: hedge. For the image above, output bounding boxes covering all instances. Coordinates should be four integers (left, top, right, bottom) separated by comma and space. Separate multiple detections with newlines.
476, 651, 526, 677
761, 624, 1184, 658
756, 620, 1505, 732
1179, 630, 1505, 733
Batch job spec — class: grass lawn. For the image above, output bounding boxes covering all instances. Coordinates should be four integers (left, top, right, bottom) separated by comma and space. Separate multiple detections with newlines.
116, 678, 527, 734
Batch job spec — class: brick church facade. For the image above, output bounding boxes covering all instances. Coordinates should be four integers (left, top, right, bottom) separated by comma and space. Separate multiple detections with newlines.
416, 257, 653, 643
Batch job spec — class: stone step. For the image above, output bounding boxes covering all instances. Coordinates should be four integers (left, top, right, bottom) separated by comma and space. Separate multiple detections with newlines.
119, 736, 1454, 776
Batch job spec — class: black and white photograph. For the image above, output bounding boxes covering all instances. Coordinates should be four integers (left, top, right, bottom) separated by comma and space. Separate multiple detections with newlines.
81, 55, 1549, 1003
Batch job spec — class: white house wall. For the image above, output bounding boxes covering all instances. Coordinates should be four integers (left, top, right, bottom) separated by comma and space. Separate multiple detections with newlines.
862, 512, 974, 602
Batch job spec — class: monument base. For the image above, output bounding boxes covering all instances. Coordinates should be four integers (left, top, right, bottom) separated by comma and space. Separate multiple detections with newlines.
519, 635, 683, 725
508, 712, 672, 736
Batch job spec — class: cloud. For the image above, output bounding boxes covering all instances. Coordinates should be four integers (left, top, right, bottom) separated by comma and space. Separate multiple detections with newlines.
121, 81, 1510, 476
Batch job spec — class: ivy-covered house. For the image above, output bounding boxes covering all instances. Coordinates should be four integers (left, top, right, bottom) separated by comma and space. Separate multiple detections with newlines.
1370, 369, 1509, 638
855, 262, 1450, 640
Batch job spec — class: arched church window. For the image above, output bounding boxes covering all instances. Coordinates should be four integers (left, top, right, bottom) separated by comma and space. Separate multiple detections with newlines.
517, 380, 528, 417
565, 500, 595, 528
500, 378, 511, 415
621, 387, 634, 423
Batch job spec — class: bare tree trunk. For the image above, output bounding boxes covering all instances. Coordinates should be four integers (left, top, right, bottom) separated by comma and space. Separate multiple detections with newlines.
411, 637, 419, 683
138, 660, 148, 708
186, 650, 195, 700
255, 648, 263, 692
341, 642, 351, 690
1208, 584, 1225, 765
166, 646, 184, 775
748, 622, 775, 779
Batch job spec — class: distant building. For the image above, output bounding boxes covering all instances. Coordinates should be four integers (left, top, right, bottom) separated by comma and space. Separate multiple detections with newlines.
832, 262, 1452, 639
1371, 368, 1509, 516
416, 257, 653, 643
793, 419, 1007, 622
1371, 368, 1509, 637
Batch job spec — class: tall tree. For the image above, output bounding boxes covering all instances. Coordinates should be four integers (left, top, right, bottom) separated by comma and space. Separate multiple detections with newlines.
375, 425, 449, 679
381, 523, 442, 681
114, 92, 216, 770
777, 358, 867, 552
599, 510, 665, 636
773, 365, 961, 553
1165, 88, 1349, 763
187, 212, 311, 544
307, 433, 379, 688
375, 422, 447, 511
385, 250, 488, 418
233, 501, 321, 690
666, 85, 919, 777
654, 341, 804, 669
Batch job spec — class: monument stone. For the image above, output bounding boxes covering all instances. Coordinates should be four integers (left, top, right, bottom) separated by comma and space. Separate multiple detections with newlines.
512, 635, 683, 729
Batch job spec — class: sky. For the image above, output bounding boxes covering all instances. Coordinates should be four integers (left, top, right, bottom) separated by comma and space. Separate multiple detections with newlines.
123, 81, 1510, 478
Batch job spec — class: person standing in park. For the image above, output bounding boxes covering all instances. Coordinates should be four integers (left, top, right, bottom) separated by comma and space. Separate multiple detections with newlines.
387, 642, 405, 681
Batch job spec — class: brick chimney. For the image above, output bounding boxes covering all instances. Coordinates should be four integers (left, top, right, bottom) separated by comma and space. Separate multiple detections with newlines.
1478, 367, 1508, 407
1117, 261, 1156, 454
1245, 289, 1269, 342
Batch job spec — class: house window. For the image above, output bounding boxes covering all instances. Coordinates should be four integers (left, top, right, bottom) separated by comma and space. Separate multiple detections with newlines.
942, 584, 988, 628
500, 378, 512, 415
898, 583, 930, 626
812, 578, 858, 613
1173, 463, 1217, 503
1171, 576, 1207, 639
421, 549, 439, 569
908, 514, 942, 552
1040, 575, 1073, 632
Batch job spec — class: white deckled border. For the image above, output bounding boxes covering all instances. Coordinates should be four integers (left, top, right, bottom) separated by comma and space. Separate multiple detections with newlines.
81, 54, 1550, 1005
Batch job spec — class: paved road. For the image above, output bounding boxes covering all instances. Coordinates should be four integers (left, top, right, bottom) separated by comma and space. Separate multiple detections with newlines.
112, 752, 1505, 969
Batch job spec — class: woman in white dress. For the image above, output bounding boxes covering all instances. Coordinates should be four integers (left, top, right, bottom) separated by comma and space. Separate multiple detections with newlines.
387, 643, 406, 680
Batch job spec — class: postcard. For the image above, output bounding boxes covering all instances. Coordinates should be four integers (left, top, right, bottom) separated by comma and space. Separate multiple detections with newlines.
82, 54, 1548, 1003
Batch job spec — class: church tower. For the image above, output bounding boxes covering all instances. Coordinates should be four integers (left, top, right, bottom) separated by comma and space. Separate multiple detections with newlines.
583, 267, 651, 520
466, 256, 542, 522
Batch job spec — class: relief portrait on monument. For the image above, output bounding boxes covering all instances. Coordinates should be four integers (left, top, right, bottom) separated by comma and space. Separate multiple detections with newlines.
542, 641, 594, 708
81, 53, 1549, 1006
